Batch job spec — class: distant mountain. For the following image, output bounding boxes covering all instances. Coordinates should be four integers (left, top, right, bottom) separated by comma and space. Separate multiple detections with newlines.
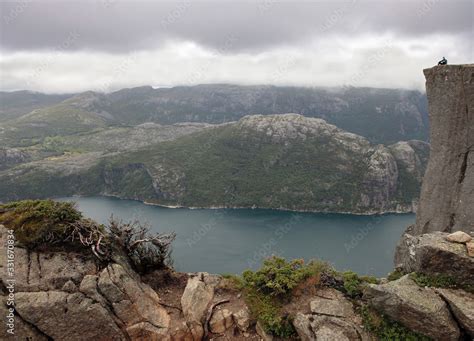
0, 114, 430, 214
0, 92, 112, 146
1, 84, 428, 146
0, 90, 73, 122
101, 84, 430, 144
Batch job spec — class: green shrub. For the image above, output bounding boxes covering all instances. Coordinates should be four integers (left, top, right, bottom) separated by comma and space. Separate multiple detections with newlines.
387, 269, 404, 281
341, 271, 378, 298
240, 257, 332, 337
242, 256, 328, 298
409, 272, 457, 289
361, 305, 431, 340
0, 199, 84, 248
244, 288, 295, 337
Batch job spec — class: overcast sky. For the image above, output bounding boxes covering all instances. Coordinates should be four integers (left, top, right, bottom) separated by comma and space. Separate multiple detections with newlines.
0, 0, 472, 93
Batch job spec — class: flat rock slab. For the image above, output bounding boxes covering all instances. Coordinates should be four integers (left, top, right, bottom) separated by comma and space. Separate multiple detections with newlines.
293, 313, 362, 341
310, 288, 354, 318
364, 275, 460, 340
437, 288, 474, 337
14, 291, 126, 341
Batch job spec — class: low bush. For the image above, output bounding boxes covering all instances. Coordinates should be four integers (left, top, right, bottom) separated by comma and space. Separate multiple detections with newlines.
341, 271, 378, 298
240, 256, 331, 337
408, 272, 474, 293
108, 218, 176, 274
242, 257, 330, 298
244, 288, 295, 337
387, 269, 404, 281
0, 200, 86, 247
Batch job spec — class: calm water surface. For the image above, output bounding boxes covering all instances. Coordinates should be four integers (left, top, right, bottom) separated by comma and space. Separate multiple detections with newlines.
57, 196, 414, 277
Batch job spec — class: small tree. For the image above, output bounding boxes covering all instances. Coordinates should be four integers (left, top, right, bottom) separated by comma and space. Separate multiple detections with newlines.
108, 217, 176, 274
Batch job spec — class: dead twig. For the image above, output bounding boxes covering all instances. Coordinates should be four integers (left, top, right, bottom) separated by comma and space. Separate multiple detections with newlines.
204, 299, 230, 336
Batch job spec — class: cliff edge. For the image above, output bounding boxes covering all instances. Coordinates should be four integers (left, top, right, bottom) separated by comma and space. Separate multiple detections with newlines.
414, 64, 474, 234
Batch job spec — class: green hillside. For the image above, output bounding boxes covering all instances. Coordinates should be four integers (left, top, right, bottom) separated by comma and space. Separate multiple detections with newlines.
0, 114, 429, 214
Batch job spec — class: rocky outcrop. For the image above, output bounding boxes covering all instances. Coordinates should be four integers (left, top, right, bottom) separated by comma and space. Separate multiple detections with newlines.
15, 291, 126, 340
237, 113, 370, 147
0, 224, 261, 340
209, 308, 233, 334
361, 144, 399, 210
233, 307, 251, 333
0, 148, 30, 170
388, 140, 430, 181
436, 288, 474, 337
384, 65, 474, 341
364, 275, 460, 340
0, 225, 173, 340
97, 263, 171, 337
394, 229, 474, 286
414, 64, 474, 234
293, 288, 369, 341
0, 301, 49, 340
181, 273, 219, 323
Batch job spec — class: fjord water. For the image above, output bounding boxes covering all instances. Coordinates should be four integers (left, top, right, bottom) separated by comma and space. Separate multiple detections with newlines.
58, 196, 414, 277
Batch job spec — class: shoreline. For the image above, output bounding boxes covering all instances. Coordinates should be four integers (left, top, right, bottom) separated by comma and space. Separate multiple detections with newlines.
60, 193, 416, 216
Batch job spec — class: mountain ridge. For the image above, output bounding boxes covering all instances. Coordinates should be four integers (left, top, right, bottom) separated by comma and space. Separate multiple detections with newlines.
1, 84, 429, 146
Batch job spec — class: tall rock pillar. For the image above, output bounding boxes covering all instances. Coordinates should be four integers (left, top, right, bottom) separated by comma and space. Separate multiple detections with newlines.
414, 64, 473, 234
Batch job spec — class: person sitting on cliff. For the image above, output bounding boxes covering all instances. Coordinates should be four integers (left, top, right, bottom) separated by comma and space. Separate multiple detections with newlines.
438, 57, 447, 65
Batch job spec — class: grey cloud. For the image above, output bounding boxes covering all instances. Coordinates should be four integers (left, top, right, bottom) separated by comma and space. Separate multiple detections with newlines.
0, 0, 471, 93
1, 0, 472, 53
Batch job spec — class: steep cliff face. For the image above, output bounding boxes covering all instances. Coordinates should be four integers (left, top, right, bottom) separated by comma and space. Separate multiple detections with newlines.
414, 64, 474, 234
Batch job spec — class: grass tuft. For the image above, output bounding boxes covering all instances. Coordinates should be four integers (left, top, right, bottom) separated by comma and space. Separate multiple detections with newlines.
360, 305, 432, 340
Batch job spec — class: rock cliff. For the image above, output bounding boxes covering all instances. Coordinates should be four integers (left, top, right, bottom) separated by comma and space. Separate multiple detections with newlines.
414, 64, 474, 234
385, 65, 474, 339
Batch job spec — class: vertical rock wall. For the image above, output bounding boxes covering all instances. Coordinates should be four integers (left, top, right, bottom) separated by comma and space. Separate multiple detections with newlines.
414, 64, 473, 234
